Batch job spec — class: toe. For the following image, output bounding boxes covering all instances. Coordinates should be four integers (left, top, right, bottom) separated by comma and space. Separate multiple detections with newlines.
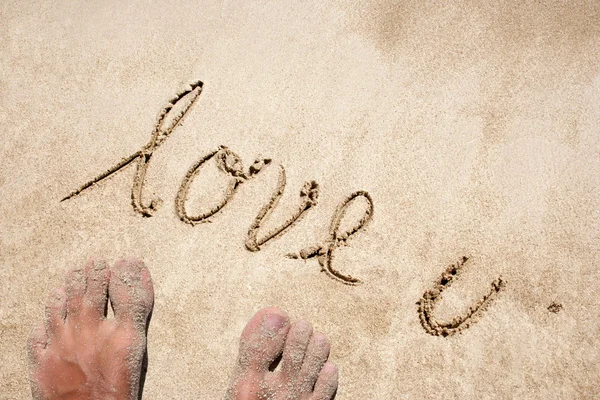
299, 333, 331, 392
44, 287, 67, 337
27, 323, 48, 364
108, 258, 154, 329
65, 266, 86, 318
281, 319, 313, 377
311, 362, 338, 400
237, 307, 290, 371
82, 259, 110, 320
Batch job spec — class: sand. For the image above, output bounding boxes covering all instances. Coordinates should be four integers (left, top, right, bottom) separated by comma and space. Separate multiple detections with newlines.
1, 0, 600, 398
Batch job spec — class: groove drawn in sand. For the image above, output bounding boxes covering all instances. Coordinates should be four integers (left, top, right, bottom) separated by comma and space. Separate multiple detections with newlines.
245, 164, 319, 252
287, 191, 374, 285
418, 256, 505, 336
60, 80, 376, 286
62, 80, 204, 216
175, 146, 271, 225
548, 302, 563, 313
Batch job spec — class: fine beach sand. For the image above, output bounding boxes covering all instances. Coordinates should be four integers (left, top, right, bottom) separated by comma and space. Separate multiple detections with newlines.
1, 1, 600, 398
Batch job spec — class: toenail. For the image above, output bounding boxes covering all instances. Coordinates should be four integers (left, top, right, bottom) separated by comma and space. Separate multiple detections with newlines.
93, 260, 107, 271
262, 313, 287, 334
321, 362, 338, 375
313, 333, 328, 346
295, 319, 311, 332
68, 268, 85, 284
117, 268, 141, 285
50, 289, 65, 303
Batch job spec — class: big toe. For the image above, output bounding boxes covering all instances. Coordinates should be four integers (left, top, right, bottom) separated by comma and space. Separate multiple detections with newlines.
237, 307, 290, 371
228, 307, 290, 399
108, 258, 154, 329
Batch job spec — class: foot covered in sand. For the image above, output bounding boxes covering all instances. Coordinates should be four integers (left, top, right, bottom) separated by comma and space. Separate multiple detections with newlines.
27, 259, 337, 399
27, 258, 154, 400
227, 307, 339, 400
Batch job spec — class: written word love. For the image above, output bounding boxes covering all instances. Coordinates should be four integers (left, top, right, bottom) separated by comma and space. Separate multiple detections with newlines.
62, 81, 505, 336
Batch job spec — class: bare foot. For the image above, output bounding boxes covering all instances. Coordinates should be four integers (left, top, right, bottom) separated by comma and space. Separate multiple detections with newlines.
226, 307, 339, 400
27, 258, 154, 400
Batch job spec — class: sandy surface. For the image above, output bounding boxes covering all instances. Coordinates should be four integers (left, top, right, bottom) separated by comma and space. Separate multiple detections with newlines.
1, 1, 600, 398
